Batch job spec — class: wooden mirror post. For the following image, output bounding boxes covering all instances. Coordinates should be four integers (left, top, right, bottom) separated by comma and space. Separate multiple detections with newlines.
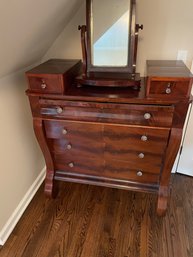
76, 0, 143, 88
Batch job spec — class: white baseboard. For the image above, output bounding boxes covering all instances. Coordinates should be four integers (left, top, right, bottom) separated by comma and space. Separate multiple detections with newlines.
0, 166, 46, 246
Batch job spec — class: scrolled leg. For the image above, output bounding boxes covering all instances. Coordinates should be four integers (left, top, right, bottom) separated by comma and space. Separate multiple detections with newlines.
156, 186, 169, 216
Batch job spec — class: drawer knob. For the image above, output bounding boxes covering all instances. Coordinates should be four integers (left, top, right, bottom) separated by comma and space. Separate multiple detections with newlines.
56, 107, 63, 114
137, 171, 143, 177
144, 113, 151, 120
138, 153, 145, 159
141, 135, 148, 141
62, 129, 68, 135
166, 88, 172, 94
68, 162, 74, 168
41, 83, 47, 89
67, 144, 72, 150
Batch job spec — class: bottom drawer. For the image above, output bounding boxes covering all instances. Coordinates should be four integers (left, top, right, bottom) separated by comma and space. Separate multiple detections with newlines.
53, 154, 160, 184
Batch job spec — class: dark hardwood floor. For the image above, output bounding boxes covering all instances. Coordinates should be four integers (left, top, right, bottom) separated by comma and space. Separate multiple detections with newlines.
0, 174, 193, 257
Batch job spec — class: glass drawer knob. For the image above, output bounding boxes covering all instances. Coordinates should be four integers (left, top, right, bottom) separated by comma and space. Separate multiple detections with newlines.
166, 88, 172, 94
56, 107, 63, 114
141, 135, 148, 141
41, 83, 47, 89
62, 129, 68, 135
137, 171, 143, 177
138, 153, 145, 159
144, 113, 151, 120
67, 144, 72, 150
68, 162, 74, 168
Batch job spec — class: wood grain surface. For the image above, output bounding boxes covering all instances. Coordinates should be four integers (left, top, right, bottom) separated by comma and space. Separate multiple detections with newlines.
0, 174, 192, 257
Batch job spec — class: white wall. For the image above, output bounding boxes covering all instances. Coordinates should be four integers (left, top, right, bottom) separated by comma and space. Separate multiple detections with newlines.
0, 68, 45, 243
44, 0, 193, 73
0, 0, 82, 78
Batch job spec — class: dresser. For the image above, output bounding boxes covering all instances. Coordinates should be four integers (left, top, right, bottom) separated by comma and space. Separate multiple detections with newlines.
26, 59, 192, 216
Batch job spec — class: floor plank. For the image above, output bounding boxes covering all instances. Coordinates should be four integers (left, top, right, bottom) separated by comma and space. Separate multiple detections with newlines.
0, 174, 193, 257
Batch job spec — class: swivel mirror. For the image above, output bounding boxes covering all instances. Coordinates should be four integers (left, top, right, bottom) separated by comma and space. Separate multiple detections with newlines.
77, 0, 143, 87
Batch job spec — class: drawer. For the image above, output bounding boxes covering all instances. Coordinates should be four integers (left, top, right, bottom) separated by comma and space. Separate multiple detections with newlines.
44, 120, 103, 140
53, 155, 160, 184
27, 74, 64, 94
41, 100, 174, 127
45, 120, 104, 159
146, 79, 192, 98
104, 124, 170, 155
44, 120, 168, 171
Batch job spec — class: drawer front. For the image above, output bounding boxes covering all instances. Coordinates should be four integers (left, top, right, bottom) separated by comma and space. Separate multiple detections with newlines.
41, 101, 174, 127
27, 75, 63, 94
147, 79, 191, 98
104, 125, 170, 155
53, 155, 160, 184
44, 120, 168, 172
45, 120, 104, 159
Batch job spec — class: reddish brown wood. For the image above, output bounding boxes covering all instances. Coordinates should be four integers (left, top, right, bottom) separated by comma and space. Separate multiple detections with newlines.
78, 25, 87, 76
76, 72, 141, 87
39, 100, 174, 127
146, 60, 193, 98
26, 59, 193, 217
26, 59, 82, 94
27, 74, 64, 94
33, 118, 55, 197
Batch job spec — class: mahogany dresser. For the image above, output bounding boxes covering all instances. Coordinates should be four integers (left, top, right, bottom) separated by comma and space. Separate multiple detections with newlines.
26, 59, 192, 216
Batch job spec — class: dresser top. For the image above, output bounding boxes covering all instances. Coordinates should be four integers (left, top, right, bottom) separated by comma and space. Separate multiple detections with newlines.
147, 60, 193, 78
26, 59, 81, 75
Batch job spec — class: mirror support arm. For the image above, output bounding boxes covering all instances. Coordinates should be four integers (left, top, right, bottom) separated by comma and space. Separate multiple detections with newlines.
78, 25, 87, 76
133, 24, 143, 74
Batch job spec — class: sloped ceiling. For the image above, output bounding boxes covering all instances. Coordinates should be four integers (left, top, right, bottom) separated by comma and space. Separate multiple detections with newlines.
0, 0, 82, 78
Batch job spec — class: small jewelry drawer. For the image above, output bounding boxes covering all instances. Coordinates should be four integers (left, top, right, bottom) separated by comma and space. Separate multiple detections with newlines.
146, 79, 192, 98
27, 74, 64, 94
40, 100, 174, 127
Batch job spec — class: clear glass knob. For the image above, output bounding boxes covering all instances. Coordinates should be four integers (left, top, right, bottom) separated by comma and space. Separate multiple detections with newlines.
141, 135, 148, 141
138, 153, 145, 159
68, 162, 74, 168
144, 113, 151, 120
137, 171, 143, 177
62, 129, 67, 135
166, 88, 172, 94
41, 83, 47, 89
67, 144, 72, 150
56, 107, 63, 114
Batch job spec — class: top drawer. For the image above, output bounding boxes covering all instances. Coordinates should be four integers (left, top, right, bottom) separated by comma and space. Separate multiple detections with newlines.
146, 78, 192, 99
40, 100, 174, 127
27, 74, 64, 94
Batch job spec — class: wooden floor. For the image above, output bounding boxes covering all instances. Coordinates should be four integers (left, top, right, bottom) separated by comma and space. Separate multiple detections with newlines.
0, 174, 193, 257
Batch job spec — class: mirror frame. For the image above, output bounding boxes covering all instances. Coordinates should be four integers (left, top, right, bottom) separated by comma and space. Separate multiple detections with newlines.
86, 0, 136, 75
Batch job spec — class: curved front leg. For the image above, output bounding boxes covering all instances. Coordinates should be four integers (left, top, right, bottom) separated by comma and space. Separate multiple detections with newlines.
33, 118, 55, 198
156, 186, 169, 216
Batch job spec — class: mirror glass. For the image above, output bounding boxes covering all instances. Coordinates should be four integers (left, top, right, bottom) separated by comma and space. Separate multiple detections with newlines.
91, 0, 131, 67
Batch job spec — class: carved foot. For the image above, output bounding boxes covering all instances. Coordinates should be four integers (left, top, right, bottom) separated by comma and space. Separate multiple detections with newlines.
44, 170, 57, 198
156, 186, 169, 216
